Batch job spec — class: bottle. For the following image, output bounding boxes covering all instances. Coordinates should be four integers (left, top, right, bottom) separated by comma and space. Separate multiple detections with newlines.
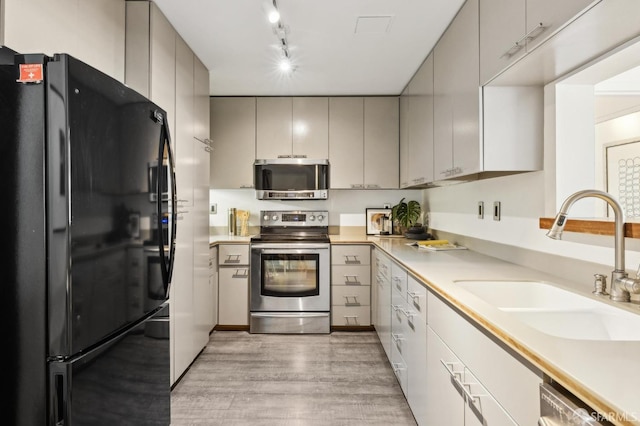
228, 208, 237, 236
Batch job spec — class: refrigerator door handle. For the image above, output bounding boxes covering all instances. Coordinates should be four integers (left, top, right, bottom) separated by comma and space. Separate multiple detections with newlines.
154, 110, 177, 295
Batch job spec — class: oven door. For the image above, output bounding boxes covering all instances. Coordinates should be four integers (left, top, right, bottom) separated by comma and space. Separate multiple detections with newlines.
250, 243, 330, 312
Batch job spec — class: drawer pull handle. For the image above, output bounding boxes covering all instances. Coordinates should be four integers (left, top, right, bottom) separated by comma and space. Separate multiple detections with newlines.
224, 254, 241, 264
400, 308, 415, 319
232, 269, 248, 278
343, 315, 359, 325
391, 332, 404, 343
344, 255, 361, 264
343, 296, 360, 306
391, 362, 406, 376
344, 275, 361, 285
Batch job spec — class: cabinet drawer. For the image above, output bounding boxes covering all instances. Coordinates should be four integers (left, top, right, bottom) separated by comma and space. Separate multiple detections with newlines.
428, 292, 542, 425
331, 265, 371, 286
331, 245, 371, 265
406, 275, 427, 323
332, 285, 370, 307
331, 305, 371, 326
390, 341, 408, 396
218, 244, 249, 265
391, 262, 407, 295
374, 250, 392, 280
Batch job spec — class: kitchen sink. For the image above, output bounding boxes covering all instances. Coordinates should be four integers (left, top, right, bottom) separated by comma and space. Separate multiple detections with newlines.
454, 280, 640, 341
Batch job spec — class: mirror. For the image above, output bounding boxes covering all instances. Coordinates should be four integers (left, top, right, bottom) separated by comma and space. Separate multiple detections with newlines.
554, 38, 640, 219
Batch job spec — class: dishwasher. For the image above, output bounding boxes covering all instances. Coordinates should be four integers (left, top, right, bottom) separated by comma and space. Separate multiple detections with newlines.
539, 384, 611, 425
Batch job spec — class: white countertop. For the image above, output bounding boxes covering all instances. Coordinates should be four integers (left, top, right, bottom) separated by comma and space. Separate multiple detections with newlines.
211, 233, 640, 424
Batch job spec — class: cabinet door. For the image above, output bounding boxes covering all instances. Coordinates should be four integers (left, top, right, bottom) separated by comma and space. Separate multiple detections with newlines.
149, 3, 176, 153
374, 250, 392, 358
404, 283, 428, 425
175, 35, 195, 207
256, 97, 292, 159
433, 43, 454, 178
364, 97, 399, 189
434, 0, 480, 179
210, 97, 256, 188
218, 267, 249, 325
171, 210, 194, 382
525, 0, 597, 52
451, 0, 481, 177
479, 0, 526, 84
209, 246, 218, 329
329, 97, 364, 188
399, 87, 410, 188
407, 54, 434, 185
463, 369, 518, 426
426, 327, 465, 425
292, 97, 328, 158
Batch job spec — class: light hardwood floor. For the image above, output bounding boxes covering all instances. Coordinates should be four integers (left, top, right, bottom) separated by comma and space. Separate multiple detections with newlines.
171, 331, 417, 425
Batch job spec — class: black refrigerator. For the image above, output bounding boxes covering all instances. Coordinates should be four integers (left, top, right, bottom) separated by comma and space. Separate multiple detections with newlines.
0, 50, 176, 425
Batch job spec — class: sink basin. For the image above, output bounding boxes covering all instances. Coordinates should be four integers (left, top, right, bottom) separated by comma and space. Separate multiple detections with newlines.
455, 280, 640, 341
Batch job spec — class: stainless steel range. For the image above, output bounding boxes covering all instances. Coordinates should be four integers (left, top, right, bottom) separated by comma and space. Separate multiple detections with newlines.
250, 210, 330, 334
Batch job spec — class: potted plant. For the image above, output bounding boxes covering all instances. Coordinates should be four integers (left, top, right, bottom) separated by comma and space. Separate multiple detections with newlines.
391, 198, 422, 234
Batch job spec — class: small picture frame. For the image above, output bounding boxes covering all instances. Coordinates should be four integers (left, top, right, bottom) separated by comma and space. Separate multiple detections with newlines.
366, 208, 392, 235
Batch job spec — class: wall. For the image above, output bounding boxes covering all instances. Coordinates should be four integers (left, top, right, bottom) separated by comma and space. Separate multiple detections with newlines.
209, 188, 423, 234
2, 0, 125, 81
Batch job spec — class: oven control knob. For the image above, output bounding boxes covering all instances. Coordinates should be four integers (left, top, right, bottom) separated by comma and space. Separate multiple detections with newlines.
272, 214, 279, 221
317, 214, 325, 222
263, 214, 270, 221
309, 215, 316, 221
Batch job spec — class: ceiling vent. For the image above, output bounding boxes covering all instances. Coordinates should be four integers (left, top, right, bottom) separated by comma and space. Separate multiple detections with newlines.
354, 16, 393, 34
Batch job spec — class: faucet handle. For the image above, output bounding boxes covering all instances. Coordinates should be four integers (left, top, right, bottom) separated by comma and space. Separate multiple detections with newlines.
593, 274, 609, 296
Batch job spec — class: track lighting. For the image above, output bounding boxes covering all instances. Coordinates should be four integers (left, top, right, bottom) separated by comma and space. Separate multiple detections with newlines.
262, 0, 280, 24
263, 0, 296, 74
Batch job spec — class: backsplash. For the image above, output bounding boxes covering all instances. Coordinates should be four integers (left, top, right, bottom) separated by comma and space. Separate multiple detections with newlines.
209, 188, 423, 232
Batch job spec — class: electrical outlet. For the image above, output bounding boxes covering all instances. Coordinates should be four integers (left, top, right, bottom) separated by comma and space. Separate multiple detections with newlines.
210, 203, 217, 215
493, 201, 501, 221
477, 201, 484, 219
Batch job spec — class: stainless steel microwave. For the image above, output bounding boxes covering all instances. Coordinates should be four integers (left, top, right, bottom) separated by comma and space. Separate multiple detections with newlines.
254, 158, 329, 200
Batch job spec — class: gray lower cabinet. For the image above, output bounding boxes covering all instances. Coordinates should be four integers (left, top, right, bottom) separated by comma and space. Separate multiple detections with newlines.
217, 244, 250, 326
331, 245, 371, 326
374, 246, 541, 425
427, 290, 542, 425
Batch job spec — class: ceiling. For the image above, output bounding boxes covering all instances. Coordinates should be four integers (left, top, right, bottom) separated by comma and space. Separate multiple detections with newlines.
152, 0, 465, 97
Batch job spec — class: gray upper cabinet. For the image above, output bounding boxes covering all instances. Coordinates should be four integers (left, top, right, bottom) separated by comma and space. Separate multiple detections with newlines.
210, 97, 256, 189
329, 97, 364, 189
433, 0, 481, 180
399, 87, 410, 188
256, 97, 293, 159
403, 53, 434, 187
329, 97, 399, 189
293, 97, 329, 159
364, 97, 399, 189
256, 97, 328, 159
479, 0, 527, 85
480, 0, 600, 84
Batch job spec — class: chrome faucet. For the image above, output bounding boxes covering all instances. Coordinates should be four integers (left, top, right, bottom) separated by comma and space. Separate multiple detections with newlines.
547, 189, 640, 302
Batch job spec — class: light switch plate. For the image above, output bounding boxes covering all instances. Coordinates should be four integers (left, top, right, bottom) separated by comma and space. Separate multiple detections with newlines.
493, 201, 501, 221
477, 201, 484, 219
210, 203, 217, 215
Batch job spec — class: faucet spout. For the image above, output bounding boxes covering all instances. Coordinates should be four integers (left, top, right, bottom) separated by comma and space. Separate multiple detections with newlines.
547, 189, 634, 302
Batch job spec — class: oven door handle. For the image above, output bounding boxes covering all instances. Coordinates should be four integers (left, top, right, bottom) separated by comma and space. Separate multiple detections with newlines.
251, 244, 330, 252
251, 312, 330, 318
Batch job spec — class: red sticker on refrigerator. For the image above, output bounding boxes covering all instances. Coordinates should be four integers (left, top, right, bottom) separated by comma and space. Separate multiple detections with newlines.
17, 63, 43, 83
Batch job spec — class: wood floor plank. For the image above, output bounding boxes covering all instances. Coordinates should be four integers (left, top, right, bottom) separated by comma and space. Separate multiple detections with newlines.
171, 331, 417, 425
